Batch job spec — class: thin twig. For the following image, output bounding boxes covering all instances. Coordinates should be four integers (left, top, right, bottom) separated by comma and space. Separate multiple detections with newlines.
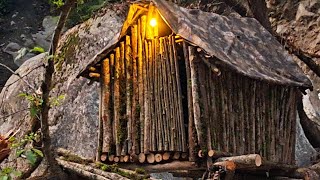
0, 64, 44, 89
0, 108, 30, 119
0, 63, 37, 92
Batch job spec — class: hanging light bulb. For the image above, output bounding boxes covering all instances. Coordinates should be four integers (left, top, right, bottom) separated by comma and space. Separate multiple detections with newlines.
150, 18, 157, 27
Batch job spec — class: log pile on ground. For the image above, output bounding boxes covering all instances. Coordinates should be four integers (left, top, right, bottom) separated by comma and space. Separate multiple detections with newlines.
56, 148, 149, 180
56, 148, 320, 179
205, 153, 320, 179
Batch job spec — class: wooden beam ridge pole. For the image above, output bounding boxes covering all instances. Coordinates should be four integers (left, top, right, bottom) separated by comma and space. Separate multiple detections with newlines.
227, 73, 236, 154
205, 67, 213, 153
172, 36, 186, 152
143, 40, 151, 154
97, 72, 103, 161
188, 46, 205, 149
102, 57, 112, 154
109, 53, 115, 156
148, 39, 154, 153
89, 72, 100, 78
207, 149, 233, 158
155, 37, 163, 152
131, 24, 139, 155
153, 37, 159, 152
119, 161, 202, 173
168, 36, 179, 151
125, 35, 133, 154
120, 41, 128, 156
183, 42, 197, 161
164, 37, 175, 151
141, 15, 147, 42
214, 154, 262, 170
160, 38, 169, 151
114, 47, 122, 157
138, 17, 145, 154
255, 80, 261, 162
208, 63, 219, 151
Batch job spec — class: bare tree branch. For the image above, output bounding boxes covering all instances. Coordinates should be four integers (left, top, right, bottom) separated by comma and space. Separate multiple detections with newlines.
0, 108, 30, 119
50, 0, 77, 54
0, 63, 37, 92
0, 64, 44, 89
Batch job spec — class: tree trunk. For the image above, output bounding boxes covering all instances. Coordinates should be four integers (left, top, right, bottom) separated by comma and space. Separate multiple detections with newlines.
40, 0, 77, 178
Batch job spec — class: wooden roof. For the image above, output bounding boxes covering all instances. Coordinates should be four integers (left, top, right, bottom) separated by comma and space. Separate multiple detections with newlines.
81, 0, 312, 89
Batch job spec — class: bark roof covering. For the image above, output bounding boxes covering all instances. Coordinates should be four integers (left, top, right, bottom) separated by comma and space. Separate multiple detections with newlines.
83, 0, 312, 89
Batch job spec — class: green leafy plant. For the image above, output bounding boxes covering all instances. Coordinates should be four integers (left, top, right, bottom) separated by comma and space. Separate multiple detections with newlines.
67, 0, 106, 27
0, 0, 13, 15
18, 93, 43, 118
49, 94, 65, 107
0, 167, 22, 180
30, 46, 45, 54
10, 132, 43, 166
18, 92, 65, 118
49, 0, 65, 8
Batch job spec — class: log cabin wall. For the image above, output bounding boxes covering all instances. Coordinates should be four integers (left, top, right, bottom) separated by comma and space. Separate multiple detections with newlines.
98, 5, 299, 165
186, 46, 299, 165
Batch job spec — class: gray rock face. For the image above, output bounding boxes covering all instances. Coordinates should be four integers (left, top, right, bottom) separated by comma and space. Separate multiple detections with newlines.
0, 53, 46, 135
0, 3, 127, 165
49, 78, 99, 158
296, 113, 317, 167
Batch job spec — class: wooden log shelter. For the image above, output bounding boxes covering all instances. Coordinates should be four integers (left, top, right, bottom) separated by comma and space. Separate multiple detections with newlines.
82, 0, 312, 173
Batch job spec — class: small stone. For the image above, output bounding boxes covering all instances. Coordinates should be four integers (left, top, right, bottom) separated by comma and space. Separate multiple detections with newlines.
23, 38, 35, 48
295, 3, 315, 21
3, 42, 21, 54
14, 47, 28, 61
10, 21, 16, 26
11, 12, 18, 18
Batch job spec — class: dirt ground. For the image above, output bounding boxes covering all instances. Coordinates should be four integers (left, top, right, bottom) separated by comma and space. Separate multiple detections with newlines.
0, 0, 50, 90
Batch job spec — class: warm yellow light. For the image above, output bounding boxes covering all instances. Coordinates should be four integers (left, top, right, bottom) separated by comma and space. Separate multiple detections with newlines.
150, 18, 157, 27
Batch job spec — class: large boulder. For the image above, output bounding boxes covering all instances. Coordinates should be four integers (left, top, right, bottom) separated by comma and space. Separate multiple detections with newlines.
0, 4, 127, 173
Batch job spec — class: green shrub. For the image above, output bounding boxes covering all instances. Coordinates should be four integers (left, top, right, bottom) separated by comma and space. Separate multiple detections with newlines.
67, 0, 106, 27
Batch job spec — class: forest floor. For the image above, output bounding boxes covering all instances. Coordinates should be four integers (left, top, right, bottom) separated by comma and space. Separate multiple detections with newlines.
0, 0, 50, 90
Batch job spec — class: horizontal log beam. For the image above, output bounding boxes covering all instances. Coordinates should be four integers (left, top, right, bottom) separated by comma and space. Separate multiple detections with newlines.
213, 154, 262, 170
56, 158, 129, 180
119, 161, 204, 173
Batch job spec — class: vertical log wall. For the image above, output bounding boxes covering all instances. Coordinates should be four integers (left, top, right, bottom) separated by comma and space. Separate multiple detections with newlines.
100, 11, 187, 163
186, 47, 299, 165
